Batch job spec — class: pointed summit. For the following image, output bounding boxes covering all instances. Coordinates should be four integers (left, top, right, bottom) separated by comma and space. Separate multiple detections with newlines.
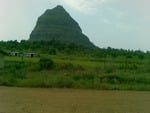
46, 5, 66, 13
54, 5, 65, 10
29, 5, 95, 48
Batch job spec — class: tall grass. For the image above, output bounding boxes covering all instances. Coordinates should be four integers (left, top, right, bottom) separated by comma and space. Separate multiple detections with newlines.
0, 55, 150, 90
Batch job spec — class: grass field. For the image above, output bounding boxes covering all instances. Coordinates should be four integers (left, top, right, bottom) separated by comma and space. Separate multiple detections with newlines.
0, 54, 150, 90
0, 87, 150, 113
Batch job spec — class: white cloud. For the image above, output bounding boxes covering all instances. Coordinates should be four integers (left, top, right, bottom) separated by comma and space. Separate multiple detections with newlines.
61, 0, 108, 14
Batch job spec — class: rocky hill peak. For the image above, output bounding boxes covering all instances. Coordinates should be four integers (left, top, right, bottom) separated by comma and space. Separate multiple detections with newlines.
29, 5, 95, 48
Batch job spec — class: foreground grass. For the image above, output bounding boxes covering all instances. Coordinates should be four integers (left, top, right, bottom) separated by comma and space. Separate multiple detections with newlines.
0, 55, 150, 90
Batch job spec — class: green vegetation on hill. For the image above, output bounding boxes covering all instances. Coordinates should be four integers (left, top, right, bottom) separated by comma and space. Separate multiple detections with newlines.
0, 40, 150, 90
29, 5, 95, 48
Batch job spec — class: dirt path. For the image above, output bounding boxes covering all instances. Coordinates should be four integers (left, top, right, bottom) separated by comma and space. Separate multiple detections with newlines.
0, 87, 150, 113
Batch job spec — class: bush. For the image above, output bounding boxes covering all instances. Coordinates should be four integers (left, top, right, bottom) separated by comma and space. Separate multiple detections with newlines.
59, 62, 74, 70
39, 57, 54, 70
56, 76, 74, 88
99, 74, 124, 84
49, 48, 57, 55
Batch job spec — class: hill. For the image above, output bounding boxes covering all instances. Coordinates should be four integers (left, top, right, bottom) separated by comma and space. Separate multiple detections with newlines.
29, 5, 96, 48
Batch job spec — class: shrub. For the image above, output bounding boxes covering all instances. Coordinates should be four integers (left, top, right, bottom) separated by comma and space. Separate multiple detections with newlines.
59, 62, 74, 70
137, 54, 145, 60
99, 74, 124, 84
49, 48, 57, 55
39, 57, 54, 70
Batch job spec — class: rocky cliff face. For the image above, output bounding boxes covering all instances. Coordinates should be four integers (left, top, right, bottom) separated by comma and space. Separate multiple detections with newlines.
29, 5, 95, 48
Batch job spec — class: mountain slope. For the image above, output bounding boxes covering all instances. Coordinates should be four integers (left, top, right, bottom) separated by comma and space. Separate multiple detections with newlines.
29, 5, 96, 48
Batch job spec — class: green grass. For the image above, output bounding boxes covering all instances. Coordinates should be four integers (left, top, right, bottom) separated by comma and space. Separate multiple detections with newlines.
0, 55, 150, 90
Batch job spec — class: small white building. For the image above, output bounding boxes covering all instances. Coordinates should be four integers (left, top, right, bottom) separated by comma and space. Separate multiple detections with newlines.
8, 51, 39, 58
8, 52, 20, 56
23, 53, 39, 58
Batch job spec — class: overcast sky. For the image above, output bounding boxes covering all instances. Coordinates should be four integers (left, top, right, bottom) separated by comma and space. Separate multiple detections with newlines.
0, 0, 150, 51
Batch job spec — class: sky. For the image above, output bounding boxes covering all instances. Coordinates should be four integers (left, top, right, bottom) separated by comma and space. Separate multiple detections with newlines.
0, 0, 150, 51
